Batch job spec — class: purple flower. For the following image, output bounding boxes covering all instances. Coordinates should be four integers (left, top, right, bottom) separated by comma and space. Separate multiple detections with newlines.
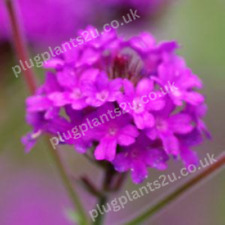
0, 0, 173, 48
184, 103, 211, 139
113, 134, 168, 183
157, 56, 204, 106
82, 71, 123, 107
21, 131, 39, 153
90, 103, 139, 161
0, 0, 94, 47
118, 78, 165, 129
146, 101, 194, 156
22, 29, 210, 183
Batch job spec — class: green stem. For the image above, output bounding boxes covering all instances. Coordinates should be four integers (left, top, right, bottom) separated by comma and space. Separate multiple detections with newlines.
5, 0, 37, 94
92, 164, 115, 225
125, 153, 225, 225
92, 195, 107, 225
46, 138, 89, 225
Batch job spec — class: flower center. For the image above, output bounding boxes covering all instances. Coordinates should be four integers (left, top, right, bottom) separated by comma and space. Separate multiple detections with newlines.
72, 88, 82, 99
172, 89, 182, 97
132, 99, 144, 113
109, 50, 144, 85
131, 149, 138, 158
96, 90, 109, 102
156, 119, 168, 132
108, 127, 118, 136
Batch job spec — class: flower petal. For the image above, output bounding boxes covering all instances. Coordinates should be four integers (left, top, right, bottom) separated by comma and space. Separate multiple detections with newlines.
95, 138, 117, 161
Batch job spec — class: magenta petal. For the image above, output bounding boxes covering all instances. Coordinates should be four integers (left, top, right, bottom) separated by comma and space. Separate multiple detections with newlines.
57, 68, 78, 88
48, 92, 70, 107
131, 162, 148, 184
21, 132, 39, 153
144, 112, 155, 128
95, 72, 109, 88
113, 153, 131, 172
136, 78, 153, 96
81, 68, 99, 82
43, 58, 64, 69
146, 129, 157, 140
186, 74, 203, 89
198, 120, 211, 139
169, 113, 194, 134
117, 134, 135, 146
146, 148, 169, 170
109, 78, 123, 92
44, 107, 59, 120
134, 112, 154, 129
184, 92, 204, 106
123, 79, 135, 96
74, 141, 92, 154
180, 148, 199, 167
27, 96, 52, 112
129, 32, 155, 52
95, 138, 117, 161
133, 114, 145, 129
143, 112, 155, 128
161, 134, 180, 155
71, 99, 87, 110
148, 98, 165, 111
43, 72, 61, 93
79, 48, 100, 66
120, 125, 139, 137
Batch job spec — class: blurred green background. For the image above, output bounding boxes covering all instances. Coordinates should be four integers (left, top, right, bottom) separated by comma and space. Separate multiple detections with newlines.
0, 0, 224, 224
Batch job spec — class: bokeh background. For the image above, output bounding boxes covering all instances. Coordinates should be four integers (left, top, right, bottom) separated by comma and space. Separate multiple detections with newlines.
0, 0, 224, 224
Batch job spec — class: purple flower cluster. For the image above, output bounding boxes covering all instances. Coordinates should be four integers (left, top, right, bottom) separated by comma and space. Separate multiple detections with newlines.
22, 28, 210, 183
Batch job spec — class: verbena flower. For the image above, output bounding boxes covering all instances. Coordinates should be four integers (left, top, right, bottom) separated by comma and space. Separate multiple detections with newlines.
89, 103, 139, 161
22, 28, 210, 183
113, 134, 169, 183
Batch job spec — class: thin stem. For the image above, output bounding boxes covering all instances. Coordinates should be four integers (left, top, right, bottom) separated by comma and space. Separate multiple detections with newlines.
111, 173, 127, 192
125, 153, 225, 225
79, 176, 104, 198
6, 1, 88, 223
46, 138, 89, 225
92, 195, 107, 225
5, 0, 37, 93
92, 164, 115, 225
84, 154, 107, 169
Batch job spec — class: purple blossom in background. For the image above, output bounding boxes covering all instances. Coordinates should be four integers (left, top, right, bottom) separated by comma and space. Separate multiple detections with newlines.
0, 171, 71, 225
0, 0, 173, 47
0, 0, 94, 47
22, 28, 210, 183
